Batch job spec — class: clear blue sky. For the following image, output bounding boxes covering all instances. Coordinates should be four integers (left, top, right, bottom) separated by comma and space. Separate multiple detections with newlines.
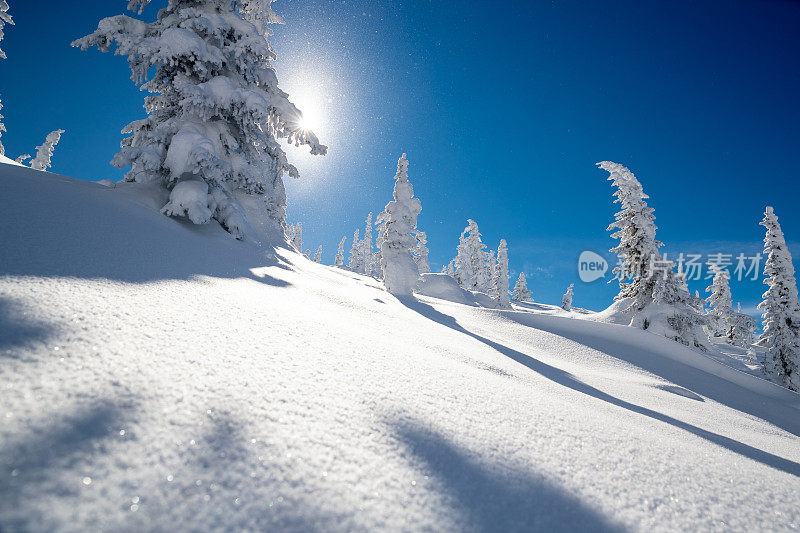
1, 0, 798, 312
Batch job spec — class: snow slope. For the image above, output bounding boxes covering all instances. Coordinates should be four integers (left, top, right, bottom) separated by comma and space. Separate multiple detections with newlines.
1, 162, 799, 531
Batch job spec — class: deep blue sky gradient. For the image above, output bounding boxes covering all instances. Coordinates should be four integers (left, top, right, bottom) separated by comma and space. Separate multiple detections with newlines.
1, 0, 798, 312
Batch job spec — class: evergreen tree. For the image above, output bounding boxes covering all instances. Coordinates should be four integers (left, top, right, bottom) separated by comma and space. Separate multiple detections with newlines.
73, 0, 326, 239
313, 245, 322, 263
756, 206, 800, 390
290, 222, 302, 252
30, 129, 65, 171
454, 219, 487, 291
360, 212, 377, 277
728, 305, 756, 348
413, 230, 431, 274
561, 283, 574, 311
511, 272, 531, 302
14, 153, 29, 164
598, 161, 662, 311
476, 247, 493, 293
334, 236, 346, 267
380, 153, 421, 295
348, 228, 362, 273
632, 259, 711, 350
0, 0, 12, 60
0, 98, 6, 157
705, 263, 734, 338
492, 239, 510, 308
599, 162, 710, 350
443, 259, 456, 278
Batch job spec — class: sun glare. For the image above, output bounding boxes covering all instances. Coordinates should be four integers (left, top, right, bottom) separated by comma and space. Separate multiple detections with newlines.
294, 93, 323, 133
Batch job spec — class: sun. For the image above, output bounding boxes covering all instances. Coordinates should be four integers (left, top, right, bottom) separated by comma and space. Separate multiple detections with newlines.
294, 93, 323, 133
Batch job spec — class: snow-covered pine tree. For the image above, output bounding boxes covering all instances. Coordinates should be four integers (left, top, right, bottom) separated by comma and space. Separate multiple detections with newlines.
348, 228, 362, 273
512, 273, 531, 302
334, 236, 346, 267
453, 226, 474, 288
598, 161, 662, 311
73, 0, 326, 239
492, 239, 510, 308
705, 263, 734, 338
756, 206, 800, 390
14, 153, 29, 164
561, 283, 574, 311
631, 260, 711, 350
0, 0, 13, 60
413, 230, 431, 274
0, 2, 10, 155
290, 222, 302, 252
486, 249, 496, 296
728, 306, 756, 348
0, 98, 6, 157
599, 162, 710, 349
476, 247, 493, 294
443, 259, 456, 278
313, 245, 322, 263
30, 129, 65, 171
454, 219, 487, 291
360, 212, 376, 277
380, 153, 422, 295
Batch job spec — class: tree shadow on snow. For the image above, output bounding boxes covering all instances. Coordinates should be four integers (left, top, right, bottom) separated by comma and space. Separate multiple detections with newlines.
0, 397, 139, 531
0, 297, 57, 355
107, 410, 348, 531
500, 312, 800, 438
390, 418, 623, 532
397, 297, 800, 478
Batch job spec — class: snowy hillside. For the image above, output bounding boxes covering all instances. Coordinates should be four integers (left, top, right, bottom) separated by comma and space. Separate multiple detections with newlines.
1, 162, 800, 531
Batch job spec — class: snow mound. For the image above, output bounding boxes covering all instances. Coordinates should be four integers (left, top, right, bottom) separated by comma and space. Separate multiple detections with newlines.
1, 164, 800, 531
417, 273, 475, 305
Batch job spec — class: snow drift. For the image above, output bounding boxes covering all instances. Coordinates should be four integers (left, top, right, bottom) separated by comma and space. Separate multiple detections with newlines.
1, 161, 800, 531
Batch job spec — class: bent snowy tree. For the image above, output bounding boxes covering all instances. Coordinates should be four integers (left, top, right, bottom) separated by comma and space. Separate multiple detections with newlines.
73, 0, 326, 239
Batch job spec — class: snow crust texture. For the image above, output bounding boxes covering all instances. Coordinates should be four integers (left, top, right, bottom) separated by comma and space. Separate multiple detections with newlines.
1, 162, 800, 531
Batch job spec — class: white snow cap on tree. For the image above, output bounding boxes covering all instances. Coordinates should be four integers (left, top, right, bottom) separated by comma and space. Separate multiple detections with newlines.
492, 240, 510, 308
313, 245, 322, 263
72, 0, 326, 240
380, 153, 422, 295
413, 230, 431, 274
756, 206, 800, 391
30, 129, 65, 171
334, 236, 346, 267
561, 283, 574, 311
511, 272, 531, 302
15, 153, 30, 164
0, 0, 13, 60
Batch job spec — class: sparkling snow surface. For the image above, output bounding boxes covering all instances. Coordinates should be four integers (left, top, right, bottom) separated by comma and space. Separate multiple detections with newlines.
1, 162, 799, 531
